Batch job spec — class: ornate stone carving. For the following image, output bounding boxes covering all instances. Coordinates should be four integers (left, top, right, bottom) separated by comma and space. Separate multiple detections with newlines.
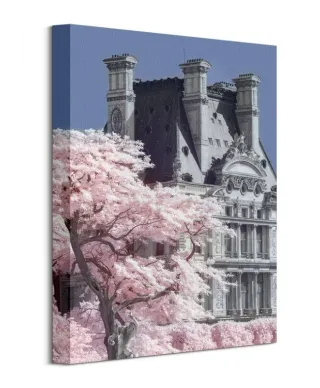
183, 97, 208, 105
197, 66, 208, 73
107, 62, 135, 70
172, 156, 182, 181
215, 282, 223, 310
238, 80, 260, 88
111, 107, 122, 133
207, 82, 236, 103
107, 95, 135, 102
223, 133, 261, 162
264, 190, 277, 206
216, 232, 221, 254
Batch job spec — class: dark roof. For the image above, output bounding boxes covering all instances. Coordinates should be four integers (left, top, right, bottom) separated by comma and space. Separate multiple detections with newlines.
259, 139, 277, 178
134, 81, 182, 183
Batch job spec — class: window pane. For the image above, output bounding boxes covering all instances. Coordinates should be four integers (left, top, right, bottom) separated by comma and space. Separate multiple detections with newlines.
257, 226, 262, 253
156, 243, 164, 256
241, 225, 247, 252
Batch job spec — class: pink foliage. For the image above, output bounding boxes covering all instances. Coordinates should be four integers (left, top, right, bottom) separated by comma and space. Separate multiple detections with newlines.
53, 129, 272, 363
244, 318, 277, 344
54, 296, 276, 363
211, 321, 254, 348
52, 130, 232, 329
52, 300, 107, 364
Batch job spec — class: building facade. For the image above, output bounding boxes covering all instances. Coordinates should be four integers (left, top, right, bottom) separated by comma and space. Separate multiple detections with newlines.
102, 54, 277, 320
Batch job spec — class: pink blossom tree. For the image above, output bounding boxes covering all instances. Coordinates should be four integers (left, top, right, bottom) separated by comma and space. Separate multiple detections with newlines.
52, 129, 233, 362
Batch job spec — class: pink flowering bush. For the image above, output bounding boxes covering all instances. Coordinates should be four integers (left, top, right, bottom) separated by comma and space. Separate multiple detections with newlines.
244, 318, 277, 344
53, 296, 276, 363
52, 301, 106, 364
211, 321, 254, 348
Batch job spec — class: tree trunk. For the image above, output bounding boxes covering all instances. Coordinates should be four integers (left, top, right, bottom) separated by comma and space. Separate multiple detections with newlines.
99, 298, 135, 360
67, 216, 135, 361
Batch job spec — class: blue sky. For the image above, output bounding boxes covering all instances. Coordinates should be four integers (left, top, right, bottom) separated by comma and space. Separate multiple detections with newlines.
52, 24, 277, 170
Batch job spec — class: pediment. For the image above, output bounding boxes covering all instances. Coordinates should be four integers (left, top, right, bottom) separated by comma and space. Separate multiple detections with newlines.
223, 157, 267, 177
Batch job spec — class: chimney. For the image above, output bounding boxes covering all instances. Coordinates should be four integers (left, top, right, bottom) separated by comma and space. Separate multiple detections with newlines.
232, 73, 261, 152
179, 58, 211, 98
179, 58, 212, 173
103, 54, 138, 139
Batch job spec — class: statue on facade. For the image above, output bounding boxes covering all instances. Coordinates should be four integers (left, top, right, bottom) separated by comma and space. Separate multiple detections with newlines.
172, 155, 182, 181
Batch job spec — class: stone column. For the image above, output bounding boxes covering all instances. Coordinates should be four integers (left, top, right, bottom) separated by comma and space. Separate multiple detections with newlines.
237, 223, 241, 259
208, 230, 213, 258
248, 273, 253, 309
221, 229, 225, 257
211, 277, 215, 313
253, 224, 257, 261
253, 271, 258, 314
268, 272, 273, 311
263, 273, 268, 309
236, 272, 242, 314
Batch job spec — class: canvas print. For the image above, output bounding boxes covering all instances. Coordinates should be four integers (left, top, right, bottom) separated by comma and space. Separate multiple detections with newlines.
52, 25, 277, 364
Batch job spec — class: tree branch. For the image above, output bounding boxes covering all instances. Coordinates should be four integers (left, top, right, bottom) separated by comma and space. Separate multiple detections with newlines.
117, 286, 173, 312
68, 213, 101, 297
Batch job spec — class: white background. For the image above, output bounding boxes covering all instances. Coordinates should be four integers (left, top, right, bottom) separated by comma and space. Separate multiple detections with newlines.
1, 1, 319, 387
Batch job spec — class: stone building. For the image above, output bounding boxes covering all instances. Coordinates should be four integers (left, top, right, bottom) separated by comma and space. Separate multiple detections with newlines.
102, 53, 277, 320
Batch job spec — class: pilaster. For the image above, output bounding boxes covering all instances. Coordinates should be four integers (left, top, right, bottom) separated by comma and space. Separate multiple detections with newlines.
237, 223, 241, 259
253, 224, 257, 260
253, 271, 258, 314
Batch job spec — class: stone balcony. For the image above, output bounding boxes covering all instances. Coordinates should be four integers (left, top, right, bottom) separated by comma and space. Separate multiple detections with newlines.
243, 308, 257, 317
241, 252, 254, 259
224, 251, 269, 261
259, 308, 273, 316
226, 309, 241, 317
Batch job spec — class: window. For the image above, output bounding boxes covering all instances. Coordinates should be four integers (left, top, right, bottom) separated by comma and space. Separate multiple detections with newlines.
254, 184, 262, 196
240, 225, 247, 254
182, 146, 189, 156
225, 206, 233, 216
225, 224, 236, 256
226, 180, 233, 193
241, 208, 249, 218
224, 234, 232, 253
241, 273, 249, 309
256, 226, 262, 253
257, 274, 265, 309
218, 119, 222, 125
240, 183, 248, 195
156, 243, 164, 256
195, 245, 202, 254
261, 159, 267, 168
208, 138, 213, 145
224, 140, 228, 147
213, 112, 218, 119
216, 139, 221, 147
257, 209, 262, 219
